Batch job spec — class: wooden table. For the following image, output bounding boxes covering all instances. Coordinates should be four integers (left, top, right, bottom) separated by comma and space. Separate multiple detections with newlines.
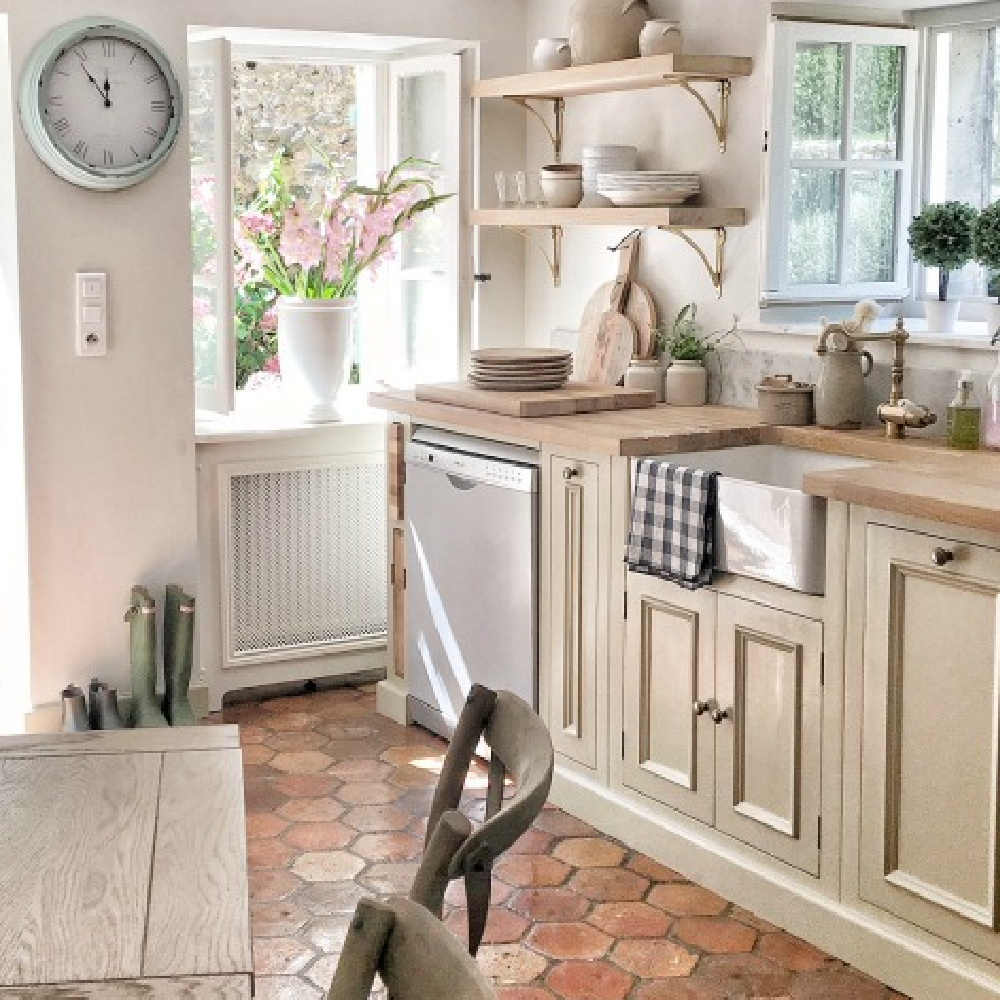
0, 727, 252, 998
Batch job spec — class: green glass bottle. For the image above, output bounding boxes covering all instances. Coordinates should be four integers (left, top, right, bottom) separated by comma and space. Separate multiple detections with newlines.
947, 370, 981, 450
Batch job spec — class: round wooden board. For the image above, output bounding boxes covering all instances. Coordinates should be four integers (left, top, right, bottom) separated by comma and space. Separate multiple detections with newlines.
577, 311, 636, 386
580, 280, 657, 359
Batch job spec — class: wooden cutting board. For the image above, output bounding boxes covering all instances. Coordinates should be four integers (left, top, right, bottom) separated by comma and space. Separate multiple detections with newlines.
414, 382, 657, 417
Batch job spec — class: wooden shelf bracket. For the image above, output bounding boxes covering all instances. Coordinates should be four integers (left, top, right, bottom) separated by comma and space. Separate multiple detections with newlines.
658, 226, 728, 297
507, 96, 566, 161
665, 77, 732, 153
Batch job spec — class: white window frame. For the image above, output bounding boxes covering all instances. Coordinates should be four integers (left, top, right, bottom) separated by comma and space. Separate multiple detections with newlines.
189, 33, 469, 418
763, 20, 918, 305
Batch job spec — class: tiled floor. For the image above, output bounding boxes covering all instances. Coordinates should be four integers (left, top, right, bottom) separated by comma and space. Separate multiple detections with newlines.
211, 684, 908, 1000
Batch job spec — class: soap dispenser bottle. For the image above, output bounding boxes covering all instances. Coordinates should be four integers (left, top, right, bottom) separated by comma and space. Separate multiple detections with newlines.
986, 336, 1000, 449
947, 369, 982, 450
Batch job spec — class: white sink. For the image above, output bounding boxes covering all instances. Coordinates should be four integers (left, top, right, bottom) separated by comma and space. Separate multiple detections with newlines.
653, 446, 872, 595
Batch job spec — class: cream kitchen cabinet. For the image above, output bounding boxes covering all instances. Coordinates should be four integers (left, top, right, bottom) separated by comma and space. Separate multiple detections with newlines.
857, 521, 1000, 963
624, 572, 824, 876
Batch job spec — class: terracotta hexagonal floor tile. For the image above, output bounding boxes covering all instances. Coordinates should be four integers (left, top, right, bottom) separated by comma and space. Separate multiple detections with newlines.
446, 906, 530, 945
381, 744, 446, 768
496, 854, 572, 888
250, 869, 301, 903
252, 901, 310, 938
269, 751, 334, 775
533, 808, 599, 838
509, 829, 556, 856
444, 877, 514, 908
237, 724, 267, 745
343, 804, 412, 833
788, 967, 893, 998
673, 916, 757, 954
388, 765, 441, 789
328, 759, 394, 782
253, 936, 315, 976
296, 880, 369, 917
253, 975, 323, 1000
351, 832, 422, 861
477, 943, 549, 985
291, 850, 365, 883
552, 837, 627, 869
244, 779, 289, 813
283, 820, 353, 851
336, 781, 405, 805
264, 712, 324, 732
248, 837, 298, 870
323, 739, 382, 761
264, 730, 329, 753
260, 694, 320, 713
527, 922, 613, 960
691, 953, 794, 998
273, 774, 339, 799
243, 744, 277, 767
247, 812, 290, 840
627, 854, 686, 883
510, 887, 591, 923
647, 883, 728, 917
611, 938, 698, 978
758, 930, 834, 972
303, 952, 337, 991
301, 914, 353, 953
545, 959, 633, 1000
568, 867, 648, 902
728, 904, 782, 934
277, 798, 345, 823
358, 861, 422, 895
497, 989, 556, 1000
586, 901, 671, 938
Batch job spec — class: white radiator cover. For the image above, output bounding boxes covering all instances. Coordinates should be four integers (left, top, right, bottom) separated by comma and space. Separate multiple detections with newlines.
219, 454, 387, 666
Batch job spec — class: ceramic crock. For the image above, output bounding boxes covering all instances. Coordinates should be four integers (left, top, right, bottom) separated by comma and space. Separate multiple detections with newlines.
533, 37, 572, 71
664, 359, 708, 406
814, 349, 872, 429
569, 0, 650, 65
639, 20, 682, 57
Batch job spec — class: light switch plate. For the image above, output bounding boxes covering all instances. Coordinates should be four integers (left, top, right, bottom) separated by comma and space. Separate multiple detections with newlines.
75, 271, 107, 357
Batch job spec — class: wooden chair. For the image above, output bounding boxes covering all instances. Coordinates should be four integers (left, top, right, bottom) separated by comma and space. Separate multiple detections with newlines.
326, 896, 497, 1000
409, 684, 555, 956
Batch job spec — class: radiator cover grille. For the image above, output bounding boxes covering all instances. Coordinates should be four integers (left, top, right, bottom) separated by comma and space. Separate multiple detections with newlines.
223, 456, 387, 662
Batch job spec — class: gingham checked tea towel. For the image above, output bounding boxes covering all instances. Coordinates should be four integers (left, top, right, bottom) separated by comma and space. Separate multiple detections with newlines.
625, 459, 718, 590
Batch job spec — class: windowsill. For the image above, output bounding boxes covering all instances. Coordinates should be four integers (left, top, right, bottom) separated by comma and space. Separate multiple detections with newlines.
740, 317, 997, 352
195, 385, 386, 444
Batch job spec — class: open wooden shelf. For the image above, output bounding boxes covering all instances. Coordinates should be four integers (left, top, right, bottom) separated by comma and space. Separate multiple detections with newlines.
471, 53, 753, 101
471, 207, 747, 229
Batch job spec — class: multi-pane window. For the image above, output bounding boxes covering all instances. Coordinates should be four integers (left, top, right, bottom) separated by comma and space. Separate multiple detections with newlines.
765, 21, 917, 302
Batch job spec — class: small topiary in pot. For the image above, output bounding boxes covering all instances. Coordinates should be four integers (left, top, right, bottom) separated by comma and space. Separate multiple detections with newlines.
907, 200, 977, 301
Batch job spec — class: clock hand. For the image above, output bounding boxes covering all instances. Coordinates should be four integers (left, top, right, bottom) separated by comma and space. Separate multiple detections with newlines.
103, 70, 111, 100
78, 60, 111, 106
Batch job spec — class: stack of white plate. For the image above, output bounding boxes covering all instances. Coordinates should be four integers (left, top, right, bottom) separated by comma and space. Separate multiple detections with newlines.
582, 145, 638, 195
469, 348, 573, 391
595, 171, 700, 207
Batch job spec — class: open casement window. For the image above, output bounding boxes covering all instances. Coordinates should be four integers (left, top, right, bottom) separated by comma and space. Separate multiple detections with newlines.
362, 54, 463, 387
764, 21, 917, 304
190, 37, 235, 415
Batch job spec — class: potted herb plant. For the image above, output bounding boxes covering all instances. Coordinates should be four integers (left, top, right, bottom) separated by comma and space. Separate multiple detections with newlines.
657, 303, 738, 406
907, 200, 977, 334
974, 200, 1000, 339
234, 152, 450, 422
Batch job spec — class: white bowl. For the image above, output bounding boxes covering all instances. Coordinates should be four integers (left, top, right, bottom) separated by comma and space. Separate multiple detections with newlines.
541, 162, 582, 178
540, 175, 583, 207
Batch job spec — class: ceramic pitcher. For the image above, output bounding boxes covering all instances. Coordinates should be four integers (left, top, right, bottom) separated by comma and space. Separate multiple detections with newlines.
533, 37, 572, 72
639, 20, 682, 57
569, 0, 650, 65
814, 349, 873, 429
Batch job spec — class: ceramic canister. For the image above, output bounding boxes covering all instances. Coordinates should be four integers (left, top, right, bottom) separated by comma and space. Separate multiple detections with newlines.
568, 0, 650, 65
533, 37, 572, 72
639, 20, 682, 57
664, 359, 708, 406
814, 349, 873, 429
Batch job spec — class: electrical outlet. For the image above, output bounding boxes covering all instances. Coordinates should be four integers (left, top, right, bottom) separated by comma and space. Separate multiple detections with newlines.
76, 271, 107, 357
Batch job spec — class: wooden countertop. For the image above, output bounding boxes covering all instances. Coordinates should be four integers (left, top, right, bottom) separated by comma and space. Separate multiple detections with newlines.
370, 389, 1000, 532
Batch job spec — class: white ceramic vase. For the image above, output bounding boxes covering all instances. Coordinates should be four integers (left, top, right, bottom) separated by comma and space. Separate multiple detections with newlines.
924, 298, 960, 334
664, 359, 708, 406
277, 296, 355, 423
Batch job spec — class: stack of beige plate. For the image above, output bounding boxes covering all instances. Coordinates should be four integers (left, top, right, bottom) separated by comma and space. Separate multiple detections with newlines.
469, 348, 573, 391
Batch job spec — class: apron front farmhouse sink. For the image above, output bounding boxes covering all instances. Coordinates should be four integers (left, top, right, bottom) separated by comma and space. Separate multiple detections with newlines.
653, 446, 872, 594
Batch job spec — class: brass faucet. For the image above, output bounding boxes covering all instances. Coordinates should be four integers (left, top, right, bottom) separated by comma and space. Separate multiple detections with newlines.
850, 318, 937, 439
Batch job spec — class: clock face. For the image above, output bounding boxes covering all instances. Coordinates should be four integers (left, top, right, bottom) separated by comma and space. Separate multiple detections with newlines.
20, 19, 183, 190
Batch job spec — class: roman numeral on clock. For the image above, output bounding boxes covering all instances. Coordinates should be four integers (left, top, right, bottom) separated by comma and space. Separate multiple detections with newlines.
53, 117, 70, 133
145, 71, 161, 85
145, 126, 161, 138
103, 149, 114, 166
73, 140, 88, 158
102, 40, 115, 58
74, 47, 87, 61
151, 99, 168, 113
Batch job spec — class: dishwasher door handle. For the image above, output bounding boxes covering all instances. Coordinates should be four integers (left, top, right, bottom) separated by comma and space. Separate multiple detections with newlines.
445, 473, 478, 491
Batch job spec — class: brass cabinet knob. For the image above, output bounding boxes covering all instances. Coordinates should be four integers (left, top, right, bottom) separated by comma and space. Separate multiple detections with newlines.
711, 706, 732, 725
931, 547, 955, 567
693, 700, 711, 717
563, 467, 581, 480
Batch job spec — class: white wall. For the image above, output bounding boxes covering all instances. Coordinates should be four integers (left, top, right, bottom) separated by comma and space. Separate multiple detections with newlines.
0, 0, 526, 722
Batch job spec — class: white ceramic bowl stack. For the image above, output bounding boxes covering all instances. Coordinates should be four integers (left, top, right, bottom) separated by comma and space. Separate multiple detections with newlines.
595, 171, 701, 207
581, 145, 638, 195
540, 164, 583, 208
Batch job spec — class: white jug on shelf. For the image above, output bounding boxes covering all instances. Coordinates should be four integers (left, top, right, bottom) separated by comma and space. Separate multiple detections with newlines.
533, 37, 572, 72
569, 0, 650, 65
639, 20, 682, 57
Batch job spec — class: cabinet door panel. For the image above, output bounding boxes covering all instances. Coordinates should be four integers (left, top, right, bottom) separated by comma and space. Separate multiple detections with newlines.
861, 524, 1000, 960
715, 596, 823, 876
623, 573, 715, 825
547, 456, 600, 769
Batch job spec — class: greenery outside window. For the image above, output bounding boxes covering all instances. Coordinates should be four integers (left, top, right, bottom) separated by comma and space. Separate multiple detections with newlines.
764, 21, 918, 304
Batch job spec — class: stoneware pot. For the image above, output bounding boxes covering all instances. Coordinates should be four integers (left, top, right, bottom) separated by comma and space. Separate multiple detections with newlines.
639, 20, 682, 57
277, 296, 354, 423
533, 37, 572, 72
569, 0, 650, 66
664, 359, 708, 406
624, 358, 664, 401
924, 298, 960, 334
814, 349, 872, 429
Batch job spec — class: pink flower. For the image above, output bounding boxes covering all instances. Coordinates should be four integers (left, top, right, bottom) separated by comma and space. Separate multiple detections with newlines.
260, 308, 278, 332
240, 209, 276, 237
264, 355, 280, 373
280, 206, 323, 270
193, 295, 212, 320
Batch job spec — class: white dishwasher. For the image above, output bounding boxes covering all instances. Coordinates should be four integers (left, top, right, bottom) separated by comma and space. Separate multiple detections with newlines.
405, 428, 538, 739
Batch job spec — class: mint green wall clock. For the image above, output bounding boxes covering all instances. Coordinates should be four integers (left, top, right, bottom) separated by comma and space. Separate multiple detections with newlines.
19, 17, 183, 191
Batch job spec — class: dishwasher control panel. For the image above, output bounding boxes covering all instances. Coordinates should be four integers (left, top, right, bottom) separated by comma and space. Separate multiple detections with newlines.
406, 441, 538, 493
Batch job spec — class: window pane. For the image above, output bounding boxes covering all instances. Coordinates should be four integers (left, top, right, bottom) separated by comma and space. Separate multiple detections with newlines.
853, 45, 902, 160
788, 168, 842, 284
846, 170, 897, 283
792, 42, 845, 160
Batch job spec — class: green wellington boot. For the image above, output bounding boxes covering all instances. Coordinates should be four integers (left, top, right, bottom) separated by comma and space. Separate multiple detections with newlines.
125, 585, 168, 727
163, 584, 196, 726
